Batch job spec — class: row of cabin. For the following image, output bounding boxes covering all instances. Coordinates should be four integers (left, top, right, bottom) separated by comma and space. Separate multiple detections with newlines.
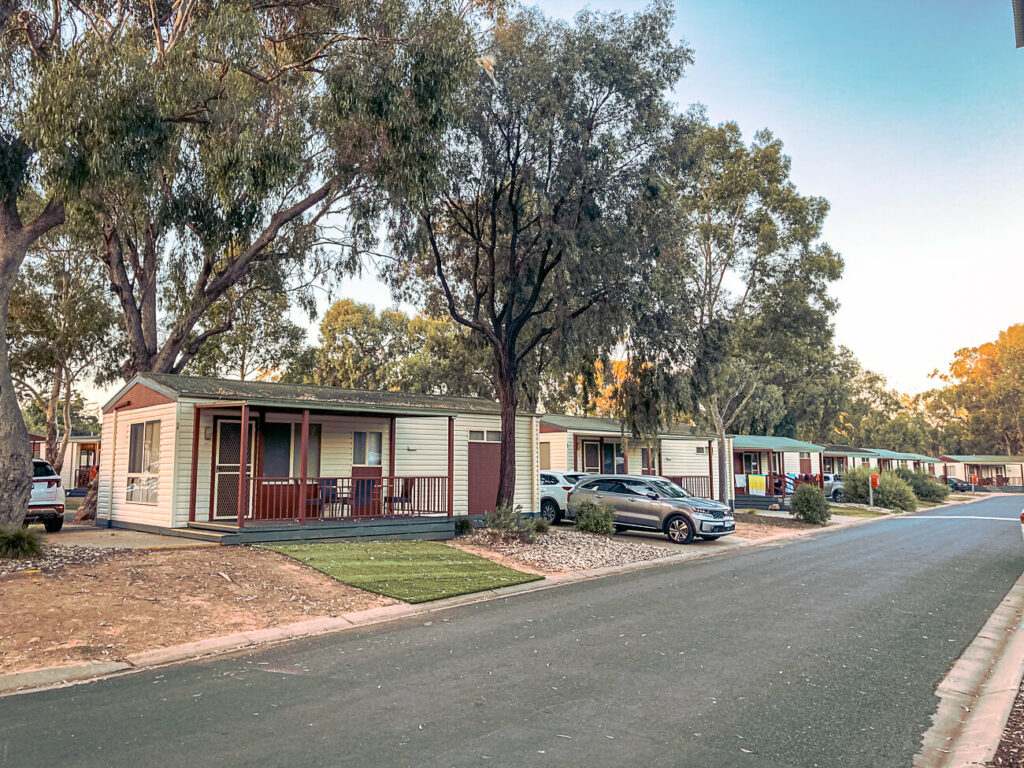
86, 373, 1022, 542
30, 433, 102, 496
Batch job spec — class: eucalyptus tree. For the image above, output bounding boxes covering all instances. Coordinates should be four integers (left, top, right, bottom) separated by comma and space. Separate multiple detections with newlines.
387, 2, 691, 505
0, 0, 487, 524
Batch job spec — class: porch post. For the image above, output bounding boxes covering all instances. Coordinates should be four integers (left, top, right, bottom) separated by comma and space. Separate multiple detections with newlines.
447, 416, 454, 518
188, 405, 201, 523
573, 435, 578, 472
237, 404, 249, 528
388, 416, 397, 514
818, 452, 824, 488
298, 409, 309, 525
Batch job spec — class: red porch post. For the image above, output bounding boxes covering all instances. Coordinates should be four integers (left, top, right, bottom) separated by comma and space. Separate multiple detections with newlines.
388, 416, 397, 514
188, 405, 201, 523
447, 416, 454, 518
573, 435, 578, 471
237, 404, 249, 528
298, 409, 309, 525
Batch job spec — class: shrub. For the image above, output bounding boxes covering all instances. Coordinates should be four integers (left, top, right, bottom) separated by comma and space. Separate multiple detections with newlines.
875, 473, 918, 512
573, 500, 616, 536
532, 515, 551, 535
789, 484, 831, 525
454, 517, 473, 536
895, 469, 950, 503
484, 503, 537, 542
839, 467, 874, 505
0, 526, 43, 559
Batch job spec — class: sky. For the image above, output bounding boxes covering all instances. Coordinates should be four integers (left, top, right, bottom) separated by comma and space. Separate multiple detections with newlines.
86, 0, 1024, 407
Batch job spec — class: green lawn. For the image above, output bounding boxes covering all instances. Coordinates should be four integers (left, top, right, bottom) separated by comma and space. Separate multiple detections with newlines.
262, 540, 542, 604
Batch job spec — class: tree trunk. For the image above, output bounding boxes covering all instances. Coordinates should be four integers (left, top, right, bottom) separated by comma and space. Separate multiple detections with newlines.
493, 348, 519, 509
711, 400, 730, 505
0, 198, 65, 526
74, 476, 98, 523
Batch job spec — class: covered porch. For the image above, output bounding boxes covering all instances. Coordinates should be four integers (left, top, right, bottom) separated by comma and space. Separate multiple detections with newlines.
732, 436, 825, 508
186, 402, 453, 531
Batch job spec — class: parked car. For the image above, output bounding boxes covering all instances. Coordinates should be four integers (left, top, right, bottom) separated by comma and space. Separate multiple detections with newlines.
539, 471, 589, 523
566, 474, 734, 544
26, 458, 65, 532
947, 477, 971, 492
823, 473, 845, 501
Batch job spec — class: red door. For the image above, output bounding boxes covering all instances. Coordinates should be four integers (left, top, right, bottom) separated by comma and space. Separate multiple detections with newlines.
799, 456, 812, 474
468, 442, 502, 516
352, 465, 383, 516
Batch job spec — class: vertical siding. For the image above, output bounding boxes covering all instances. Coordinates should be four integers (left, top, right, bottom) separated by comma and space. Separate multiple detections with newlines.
103, 403, 178, 527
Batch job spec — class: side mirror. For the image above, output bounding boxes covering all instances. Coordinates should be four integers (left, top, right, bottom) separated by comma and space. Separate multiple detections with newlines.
646, 492, 659, 500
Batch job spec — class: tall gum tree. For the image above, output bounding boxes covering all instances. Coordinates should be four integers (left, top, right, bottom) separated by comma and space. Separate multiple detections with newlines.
386, 2, 691, 506
1, 1, 488, 522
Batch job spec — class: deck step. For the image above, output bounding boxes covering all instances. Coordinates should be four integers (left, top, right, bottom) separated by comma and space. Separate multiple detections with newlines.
187, 521, 239, 532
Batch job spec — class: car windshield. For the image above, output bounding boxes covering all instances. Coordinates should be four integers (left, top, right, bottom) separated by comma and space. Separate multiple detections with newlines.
649, 479, 691, 498
33, 461, 56, 478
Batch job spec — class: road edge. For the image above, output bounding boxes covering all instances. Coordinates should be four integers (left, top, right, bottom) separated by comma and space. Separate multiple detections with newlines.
915, 567, 1024, 767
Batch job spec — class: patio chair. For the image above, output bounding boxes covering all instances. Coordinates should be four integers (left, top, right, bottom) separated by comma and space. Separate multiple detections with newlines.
310, 478, 339, 517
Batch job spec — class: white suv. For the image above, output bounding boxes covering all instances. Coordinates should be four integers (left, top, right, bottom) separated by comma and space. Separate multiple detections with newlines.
26, 458, 65, 532
539, 471, 589, 523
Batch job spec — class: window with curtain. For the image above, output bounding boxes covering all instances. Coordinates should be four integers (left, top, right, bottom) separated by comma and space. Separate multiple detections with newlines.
353, 431, 383, 466
126, 421, 160, 504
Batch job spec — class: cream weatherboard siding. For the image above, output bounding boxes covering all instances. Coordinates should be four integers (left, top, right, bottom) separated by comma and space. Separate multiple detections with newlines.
100, 402, 179, 528
539, 432, 569, 472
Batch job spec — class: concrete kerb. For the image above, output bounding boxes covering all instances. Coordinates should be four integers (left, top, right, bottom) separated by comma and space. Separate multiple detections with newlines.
914, 569, 1024, 767
0, 497, 986, 698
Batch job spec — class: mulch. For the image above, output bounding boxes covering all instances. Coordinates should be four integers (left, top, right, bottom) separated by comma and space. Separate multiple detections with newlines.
733, 512, 817, 529
0, 545, 126, 575
988, 677, 1024, 766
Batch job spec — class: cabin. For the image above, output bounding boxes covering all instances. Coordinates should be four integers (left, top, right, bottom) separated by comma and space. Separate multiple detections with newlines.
29, 433, 102, 496
97, 374, 538, 543
537, 414, 729, 500
868, 449, 939, 474
937, 455, 1024, 488
731, 435, 825, 508
821, 445, 877, 473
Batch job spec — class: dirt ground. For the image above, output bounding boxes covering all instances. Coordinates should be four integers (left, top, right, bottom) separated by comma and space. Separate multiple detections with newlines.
0, 546, 393, 674
732, 513, 818, 540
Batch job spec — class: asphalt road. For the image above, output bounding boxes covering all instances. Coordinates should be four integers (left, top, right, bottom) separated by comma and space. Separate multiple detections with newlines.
3, 496, 1023, 768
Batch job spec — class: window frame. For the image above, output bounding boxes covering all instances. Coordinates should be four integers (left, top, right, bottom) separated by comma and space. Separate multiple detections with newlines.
353, 430, 384, 467
126, 420, 161, 505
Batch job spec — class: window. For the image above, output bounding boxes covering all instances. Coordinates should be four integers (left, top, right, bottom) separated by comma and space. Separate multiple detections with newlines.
799, 452, 810, 459
539, 442, 551, 470
742, 452, 760, 474
263, 422, 322, 477
33, 460, 56, 478
695, 445, 707, 455
469, 429, 500, 443
126, 420, 160, 504
540, 473, 559, 486
602, 441, 625, 474
469, 430, 485, 441
353, 431, 383, 466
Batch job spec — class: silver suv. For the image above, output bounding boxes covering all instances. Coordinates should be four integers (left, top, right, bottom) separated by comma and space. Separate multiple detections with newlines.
567, 474, 734, 544
823, 473, 844, 501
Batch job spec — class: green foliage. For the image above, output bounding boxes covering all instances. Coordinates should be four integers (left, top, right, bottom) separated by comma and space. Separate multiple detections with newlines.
0, 526, 43, 559
20, 395, 100, 437
531, 516, 551, 535
453, 517, 473, 536
895, 469, 950, 503
573, 500, 617, 536
841, 467, 917, 512
484, 503, 536, 542
789, 484, 831, 525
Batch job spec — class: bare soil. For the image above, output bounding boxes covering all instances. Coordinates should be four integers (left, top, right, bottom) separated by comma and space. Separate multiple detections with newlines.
733, 512, 819, 540
0, 546, 393, 674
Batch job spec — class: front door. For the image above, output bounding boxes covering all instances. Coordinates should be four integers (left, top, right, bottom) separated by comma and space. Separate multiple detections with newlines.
468, 441, 502, 515
582, 441, 602, 474
213, 419, 256, 519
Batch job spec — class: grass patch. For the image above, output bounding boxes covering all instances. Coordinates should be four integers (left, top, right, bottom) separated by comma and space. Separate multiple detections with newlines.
830, 507, 887, 518
949, 494, 974, 501
261, 540, 542, 604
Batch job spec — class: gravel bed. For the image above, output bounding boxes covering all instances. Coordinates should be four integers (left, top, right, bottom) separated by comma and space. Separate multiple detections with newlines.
0, 545, 127, 575
456, 528, 672, 572
988, 676, 1024, 766
733, 512, 816, 529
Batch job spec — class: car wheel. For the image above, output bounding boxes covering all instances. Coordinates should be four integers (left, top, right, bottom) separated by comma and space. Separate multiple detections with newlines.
540, 499, 561, 524
43, 517, 64, 533
664, 515, 694, 544
831, 489, 843, 502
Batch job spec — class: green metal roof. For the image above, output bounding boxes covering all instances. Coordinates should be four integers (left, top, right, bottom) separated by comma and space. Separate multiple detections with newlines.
731, 435, 825, 452
939, 454, 1024, 466
538, 414, 712, 439
868, 449, 940, 463
822, 444, 877, 458
105, 373, 507, 416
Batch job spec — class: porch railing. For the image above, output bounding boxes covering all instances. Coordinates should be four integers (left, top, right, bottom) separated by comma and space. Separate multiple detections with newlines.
75, 467, 94, 488
666, 475, 712, 499
231, 475, 449, 525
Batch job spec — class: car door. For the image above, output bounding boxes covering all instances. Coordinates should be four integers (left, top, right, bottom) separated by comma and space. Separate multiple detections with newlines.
618, 479, 663, 529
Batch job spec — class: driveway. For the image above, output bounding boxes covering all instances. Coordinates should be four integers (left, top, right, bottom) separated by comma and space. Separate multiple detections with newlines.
1, 496, 1021, 767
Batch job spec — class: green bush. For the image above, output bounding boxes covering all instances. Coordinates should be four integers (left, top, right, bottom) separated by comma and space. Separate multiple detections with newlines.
840, 467, 917, 512
895, 469, 950, 503
573, 500, 616, 536
789, 484, 831, 525
484, 503, 537, 542
454, 517, 473, 536
0, 526, 43, 559
532, 515, 551, 535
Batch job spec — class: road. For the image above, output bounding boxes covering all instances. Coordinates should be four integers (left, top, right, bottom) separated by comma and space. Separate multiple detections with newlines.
2, 496, 1022, 768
